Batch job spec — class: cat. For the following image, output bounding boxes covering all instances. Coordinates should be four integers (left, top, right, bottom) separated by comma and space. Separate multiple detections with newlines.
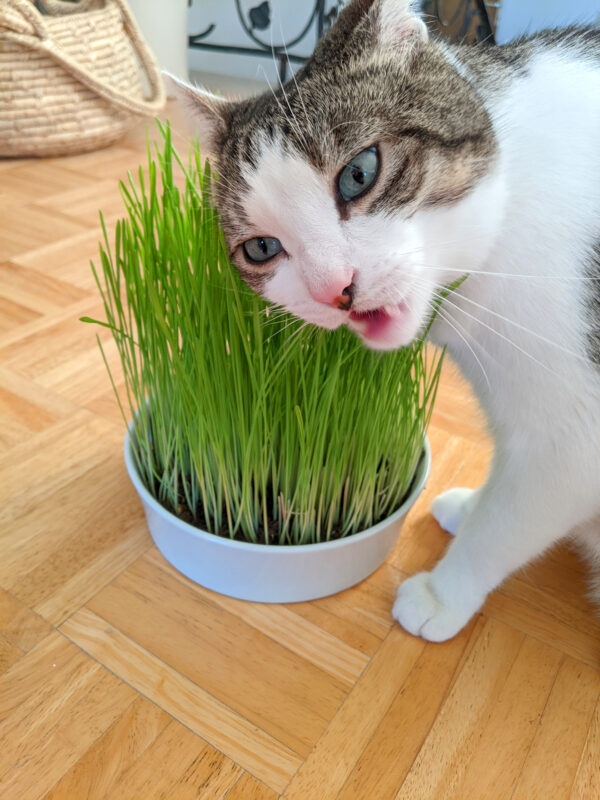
170, 0, 600, 641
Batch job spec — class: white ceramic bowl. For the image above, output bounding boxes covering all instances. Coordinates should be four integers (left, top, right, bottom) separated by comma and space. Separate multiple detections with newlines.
125, 432, 430, 603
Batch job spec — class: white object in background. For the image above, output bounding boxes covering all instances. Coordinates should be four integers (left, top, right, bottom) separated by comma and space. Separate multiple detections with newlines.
187, 0, 335, 86
495, 0, 600, 44
125, 430, 431, 603
128, 0, 189, 94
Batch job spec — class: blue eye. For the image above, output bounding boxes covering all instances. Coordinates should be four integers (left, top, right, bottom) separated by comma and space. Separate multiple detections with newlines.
242, 237, 283, 264
338, 146, 379, 202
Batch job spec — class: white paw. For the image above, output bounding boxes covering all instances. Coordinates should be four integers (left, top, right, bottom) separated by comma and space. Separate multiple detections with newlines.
430, 488, 477, 536
392, 572, 472, 642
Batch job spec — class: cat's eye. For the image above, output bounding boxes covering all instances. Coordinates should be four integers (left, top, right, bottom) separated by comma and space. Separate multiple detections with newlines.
242, 237, 283, 264
338, 146, 379, 202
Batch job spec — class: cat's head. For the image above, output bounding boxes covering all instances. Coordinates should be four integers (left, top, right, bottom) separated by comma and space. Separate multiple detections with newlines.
172, 0, 502, 350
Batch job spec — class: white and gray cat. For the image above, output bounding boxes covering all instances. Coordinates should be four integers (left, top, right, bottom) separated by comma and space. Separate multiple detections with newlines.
171, 0, 600, 641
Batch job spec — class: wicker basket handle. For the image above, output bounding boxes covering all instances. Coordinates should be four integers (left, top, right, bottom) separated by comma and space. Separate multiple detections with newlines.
0, 0, 166, 116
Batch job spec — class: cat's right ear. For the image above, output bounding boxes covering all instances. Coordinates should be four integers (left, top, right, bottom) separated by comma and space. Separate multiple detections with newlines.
164, 72, 229, 155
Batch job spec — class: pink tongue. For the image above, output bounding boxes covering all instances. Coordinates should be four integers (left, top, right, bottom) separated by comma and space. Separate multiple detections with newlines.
349, 307, 391, 339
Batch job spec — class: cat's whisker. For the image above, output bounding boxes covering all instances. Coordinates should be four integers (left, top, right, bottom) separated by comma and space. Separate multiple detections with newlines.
405, 274, 496, 387
442, 288, 593, 363
260, 304, 289, 318
434, 290, 578, 389
277, 18, 310, 130
267, 28, 311, 153
256, 64, 304, 148
262, 311, 293, 327
260, 302, 286, 318
431, 303, 492, 390
413, 261, 599, 282
285, 318, 314, 345
266, 314, 305, 339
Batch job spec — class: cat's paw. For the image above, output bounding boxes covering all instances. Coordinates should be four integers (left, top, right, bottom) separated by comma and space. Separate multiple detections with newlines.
430, 487, 477, 536
392, 572, 472, 642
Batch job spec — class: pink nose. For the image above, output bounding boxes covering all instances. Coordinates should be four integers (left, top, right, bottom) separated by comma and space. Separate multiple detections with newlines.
310, 270, 354, 307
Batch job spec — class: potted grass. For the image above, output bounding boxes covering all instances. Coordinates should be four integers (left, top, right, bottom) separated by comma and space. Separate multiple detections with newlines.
84, 124, 444, 602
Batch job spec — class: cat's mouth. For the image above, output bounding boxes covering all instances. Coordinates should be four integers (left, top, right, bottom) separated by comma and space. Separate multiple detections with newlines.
348, 303, 407, 342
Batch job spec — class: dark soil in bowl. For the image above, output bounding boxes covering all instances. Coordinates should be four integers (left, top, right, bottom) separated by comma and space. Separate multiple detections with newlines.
151, 449, 425, 546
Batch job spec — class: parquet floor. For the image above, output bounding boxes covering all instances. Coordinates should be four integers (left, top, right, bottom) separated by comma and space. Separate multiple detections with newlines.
1, 104, 600, 800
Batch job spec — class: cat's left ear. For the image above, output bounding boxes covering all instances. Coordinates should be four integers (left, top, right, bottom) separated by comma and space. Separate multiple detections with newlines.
164, 72, 230, 155
375, 0, 429, 48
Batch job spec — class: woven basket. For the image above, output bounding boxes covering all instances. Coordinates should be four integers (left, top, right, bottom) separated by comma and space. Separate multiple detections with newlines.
0, 0, 166, 157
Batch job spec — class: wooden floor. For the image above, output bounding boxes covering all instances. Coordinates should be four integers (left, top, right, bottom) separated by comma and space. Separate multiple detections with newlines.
2, 106, 600, 800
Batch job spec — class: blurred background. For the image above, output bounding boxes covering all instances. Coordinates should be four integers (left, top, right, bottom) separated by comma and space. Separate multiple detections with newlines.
135, 0, 600, 97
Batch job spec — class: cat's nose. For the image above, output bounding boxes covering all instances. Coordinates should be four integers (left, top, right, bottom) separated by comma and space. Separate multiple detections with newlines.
310, 271, 355, 310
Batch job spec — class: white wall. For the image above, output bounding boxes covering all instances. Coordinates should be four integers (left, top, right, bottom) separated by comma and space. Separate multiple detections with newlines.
188, 0, 341, 84
495, 0, 600, 44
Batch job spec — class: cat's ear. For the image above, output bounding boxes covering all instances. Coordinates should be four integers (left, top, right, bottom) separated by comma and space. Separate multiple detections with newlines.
164, 72, 229, 154
375, 0, 428, 47
313, 0, 427, 66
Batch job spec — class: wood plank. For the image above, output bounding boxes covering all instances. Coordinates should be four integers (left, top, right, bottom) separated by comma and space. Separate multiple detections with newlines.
286, 596, 383, 657
0, 633, 22, 676
395, 618, 524, 799
0, 161, 97, 203
0, 294, 40, 333
99, 720, 238, 800
307, 561, 404, 645
517, 542, 591, 614
484, 585, 600, 669
0, 587, 53, 651
146, 548, 369, 688
2, 456, 149, 625
36, 179, 134, 228
60, 608, 302, 793
159, 741, 242, 800
0, 380, 58, 453
0, 410, 121, 530
33, 523, 151, 626
282, 626, 426, 800
44, 145, 147, 181
452, 636, 562, 799
0, 260, 88, 315
0, 300, 112, 379
0, 366, 80, 423
16, 228, 114, 291
43, 696, 170, 800
0, 203, 87, 261
570, 697, 600, 800
513, 657, 600, 800
337, 617, 482, 800
225, 773, 280, 800
86, 554, 348, 757
0, 632, 135, 799
38, 335, 130, 408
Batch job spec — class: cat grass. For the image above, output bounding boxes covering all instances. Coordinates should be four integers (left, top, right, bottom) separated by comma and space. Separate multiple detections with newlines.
84, 123, 444, 545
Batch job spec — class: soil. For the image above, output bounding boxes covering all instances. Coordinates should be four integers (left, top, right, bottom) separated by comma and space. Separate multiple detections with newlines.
154, 450, 423, 546
159, 492, 348, 545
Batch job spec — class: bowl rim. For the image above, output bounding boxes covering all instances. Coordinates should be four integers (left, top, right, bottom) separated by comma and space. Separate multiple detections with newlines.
124, 425, 430, 554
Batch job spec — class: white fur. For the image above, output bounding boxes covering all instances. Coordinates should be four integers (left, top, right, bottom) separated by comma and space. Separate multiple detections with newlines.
243, 44, 600, 640
377, 0, 428, 47
393, 48, 600, 640
430, 488, 478, 536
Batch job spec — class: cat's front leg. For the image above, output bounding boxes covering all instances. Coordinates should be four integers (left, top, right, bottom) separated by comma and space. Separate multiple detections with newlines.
430, 487, 480, 535
393, 457, 582, 641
